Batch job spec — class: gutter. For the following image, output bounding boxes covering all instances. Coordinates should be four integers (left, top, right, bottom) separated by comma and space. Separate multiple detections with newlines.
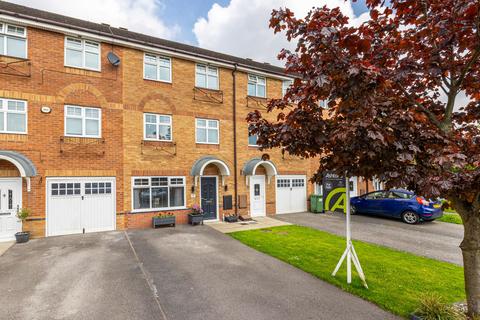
232, 63, 238, 215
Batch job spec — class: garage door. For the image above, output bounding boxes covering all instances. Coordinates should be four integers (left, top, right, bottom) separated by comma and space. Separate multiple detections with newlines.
276, 175, 307, 214
46, 177, 116, 237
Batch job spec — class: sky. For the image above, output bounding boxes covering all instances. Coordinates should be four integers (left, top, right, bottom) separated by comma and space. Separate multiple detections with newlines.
8, 0, 370, 66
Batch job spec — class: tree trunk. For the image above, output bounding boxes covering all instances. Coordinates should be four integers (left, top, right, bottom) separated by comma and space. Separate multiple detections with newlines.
454, 199, 480, 318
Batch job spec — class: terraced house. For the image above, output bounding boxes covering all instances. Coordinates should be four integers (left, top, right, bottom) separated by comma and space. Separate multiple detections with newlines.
0, 2, 325, 241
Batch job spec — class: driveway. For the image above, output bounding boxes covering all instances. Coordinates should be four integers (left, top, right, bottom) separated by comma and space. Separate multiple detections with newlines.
275, 212, 464, 265
0, 226, 398, 320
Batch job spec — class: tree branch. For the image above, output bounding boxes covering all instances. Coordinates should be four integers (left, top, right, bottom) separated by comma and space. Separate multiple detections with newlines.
397, 84, 443, 130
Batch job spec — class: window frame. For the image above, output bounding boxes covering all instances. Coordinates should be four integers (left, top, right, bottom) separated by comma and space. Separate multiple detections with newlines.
195, 64, 219, 90
131, 176, 186, 212
282, 79, 293, 97
64, 105, 102, 138
64, 36, 101, 71
143, 113, 173, 142
0, 98, 28, 135
247, 74, 267, 98
0, 22, 28, 59
143, 53, 172, 83
248, 133, 259, 147
195, 118, 219, 145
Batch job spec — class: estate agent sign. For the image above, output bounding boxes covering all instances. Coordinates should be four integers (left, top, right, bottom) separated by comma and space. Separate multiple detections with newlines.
323, 172, 346, 213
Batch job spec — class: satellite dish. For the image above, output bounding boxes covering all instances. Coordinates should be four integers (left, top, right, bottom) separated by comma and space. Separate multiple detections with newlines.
107, 52, 120, 66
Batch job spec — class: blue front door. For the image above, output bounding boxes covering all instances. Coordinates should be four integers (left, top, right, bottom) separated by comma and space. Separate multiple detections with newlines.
201, 177, 217, 220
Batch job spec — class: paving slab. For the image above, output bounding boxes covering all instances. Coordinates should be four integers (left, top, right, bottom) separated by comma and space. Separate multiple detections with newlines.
208, 216, 290, 233
0, 241, 14, 256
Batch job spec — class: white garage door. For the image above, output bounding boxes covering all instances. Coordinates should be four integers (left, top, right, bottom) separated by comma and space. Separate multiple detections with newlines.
276, 175, 307, 214
46, 177, 116, 237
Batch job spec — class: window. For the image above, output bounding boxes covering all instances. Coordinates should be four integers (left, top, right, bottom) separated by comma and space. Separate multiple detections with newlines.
144, 53, 171, 82
365, 191, 386, 200
64, 105, 101, 138
388, 191, 412, 199
65, 37, 100, 71
85, 182, 112, 195
0, 98, 27, 134
292, 179, 305, 188
196, 118, 219, 144
51, 183, 81, 196
0, 22, 27, 58
196, 64, 219, 90
248, 74, 266, 97
144, 114, 172, 141
319, 100, 329, 109
132, 177, 185, 211
282, 80, 293, 97
277, 179, 290, 188
248, 133, 259, 146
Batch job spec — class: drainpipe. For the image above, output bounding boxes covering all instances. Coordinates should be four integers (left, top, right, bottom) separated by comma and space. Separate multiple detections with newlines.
232, 63, 238, 215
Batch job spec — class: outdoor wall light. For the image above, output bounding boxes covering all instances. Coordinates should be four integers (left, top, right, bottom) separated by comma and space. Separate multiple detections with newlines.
191, 186, 195, 193
224, 185, 228, 192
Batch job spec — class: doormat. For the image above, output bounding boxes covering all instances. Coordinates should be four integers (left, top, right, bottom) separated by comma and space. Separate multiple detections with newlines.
240, 220, 258, 225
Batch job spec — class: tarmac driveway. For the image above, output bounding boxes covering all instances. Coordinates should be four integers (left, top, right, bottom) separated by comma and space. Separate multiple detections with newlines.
275, 212, 464, 265
0, 226, 398, 320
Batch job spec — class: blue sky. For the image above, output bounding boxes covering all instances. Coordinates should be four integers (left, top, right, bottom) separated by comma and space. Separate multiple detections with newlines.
158, 0, 369, 44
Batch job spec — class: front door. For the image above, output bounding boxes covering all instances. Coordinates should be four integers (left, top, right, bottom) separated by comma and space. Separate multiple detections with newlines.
201, 177, 217, 220
0, 178, 22, 242
250, 175, 266, 217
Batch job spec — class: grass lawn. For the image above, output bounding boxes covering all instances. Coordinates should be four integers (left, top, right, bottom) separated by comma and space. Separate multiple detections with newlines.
438, 212, 463, 224
230, 225, 465, 317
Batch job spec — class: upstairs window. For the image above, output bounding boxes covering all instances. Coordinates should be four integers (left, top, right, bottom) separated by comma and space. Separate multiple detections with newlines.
248, 74, 266, 98
196, 64, 219, 90
65, 105, 101, 138
282, 79, 293, 97
0, 23, 27, 58
196, 118, 219, 144
144, 113, 172, 141
144, 53, 171, 82
248, 133, 259, 146
65, 37, 101, 71
0, 98, 27, 134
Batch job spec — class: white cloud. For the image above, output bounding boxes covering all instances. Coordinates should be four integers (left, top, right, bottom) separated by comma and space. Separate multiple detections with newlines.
193, 0, 369, 66
8, 0, 180, 39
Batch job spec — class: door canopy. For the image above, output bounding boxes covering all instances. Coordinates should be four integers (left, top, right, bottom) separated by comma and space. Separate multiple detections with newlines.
0, 151, 37, 177
242, 158, 277, 184
0, 150, 37, 191
191, 156, 230, 186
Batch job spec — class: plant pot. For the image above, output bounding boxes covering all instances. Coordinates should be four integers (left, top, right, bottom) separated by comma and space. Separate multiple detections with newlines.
15, 231, 30, 243
152, 216, 176, 228
188, 213, 204, 225
224, 215, 238, 223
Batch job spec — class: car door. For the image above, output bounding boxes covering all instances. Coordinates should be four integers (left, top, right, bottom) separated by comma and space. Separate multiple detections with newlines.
361, 191, 387, 215
380, 191, 413, 218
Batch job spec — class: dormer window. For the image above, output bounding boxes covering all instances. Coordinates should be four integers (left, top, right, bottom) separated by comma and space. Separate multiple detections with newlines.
0, 22, 27, 59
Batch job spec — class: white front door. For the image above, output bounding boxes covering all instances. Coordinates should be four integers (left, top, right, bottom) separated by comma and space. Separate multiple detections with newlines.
276, 175, 307, 214
46, 177, 116, 237
0, 178, 22, 242
349, 177, 358, 197
250, 175, 266, 217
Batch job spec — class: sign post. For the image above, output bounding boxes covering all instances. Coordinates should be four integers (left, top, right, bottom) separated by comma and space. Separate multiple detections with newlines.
332, 175, 368, 288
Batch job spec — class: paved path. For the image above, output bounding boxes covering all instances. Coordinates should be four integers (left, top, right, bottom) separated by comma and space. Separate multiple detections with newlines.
0, 227, 398, 320
275, 212, 464, 265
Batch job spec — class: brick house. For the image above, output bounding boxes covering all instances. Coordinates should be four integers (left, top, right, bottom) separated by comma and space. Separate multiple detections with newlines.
0, 2, 373, 241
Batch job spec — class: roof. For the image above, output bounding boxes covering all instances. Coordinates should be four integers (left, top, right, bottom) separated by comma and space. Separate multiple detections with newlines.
0, 1, 288, 77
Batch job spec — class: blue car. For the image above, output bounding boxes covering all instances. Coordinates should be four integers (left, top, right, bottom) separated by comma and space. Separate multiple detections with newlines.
350, 189, 443, 224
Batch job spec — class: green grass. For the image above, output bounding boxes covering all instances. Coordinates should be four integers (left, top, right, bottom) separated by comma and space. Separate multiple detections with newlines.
230, 225, 465, 317
438, 212, 463, 224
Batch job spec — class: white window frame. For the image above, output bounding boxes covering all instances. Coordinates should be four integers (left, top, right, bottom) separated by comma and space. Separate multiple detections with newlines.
248, 133, 259, 147
0, 22, 28, 59
0, 98, 28, 134
64, 105, 102, 138
282, 79, 293, 97
195, 64, 219, 90
131, 176, 186, 212
248, 74, 267, 98
143, 53, 172, 83
143, 113, 173, 142
64, 37, 101, 71
195, 118, 219, 145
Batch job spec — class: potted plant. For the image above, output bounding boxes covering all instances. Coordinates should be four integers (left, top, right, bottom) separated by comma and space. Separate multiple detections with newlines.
188, 204, 204, 225
15, 208, 31, 243
224, 213, 238, 223
152, 213, 176, 228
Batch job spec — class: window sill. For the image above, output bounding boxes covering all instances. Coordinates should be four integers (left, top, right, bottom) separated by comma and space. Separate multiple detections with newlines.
247, 95, 267, 100
142, 140, 175, 146
0, 131, 27, 135
143, 77, 172, 84
130, 207, 187, 214
194, 86, 221, 93
0, 54, 29, 61
64, 65, 101, 73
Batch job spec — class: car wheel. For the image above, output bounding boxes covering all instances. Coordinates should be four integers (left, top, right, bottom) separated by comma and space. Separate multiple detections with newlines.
351, 205, 357, 215
401, 211, 419, 224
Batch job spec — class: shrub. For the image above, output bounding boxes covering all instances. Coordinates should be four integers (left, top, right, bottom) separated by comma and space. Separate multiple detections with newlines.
414, 294, 465, 320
